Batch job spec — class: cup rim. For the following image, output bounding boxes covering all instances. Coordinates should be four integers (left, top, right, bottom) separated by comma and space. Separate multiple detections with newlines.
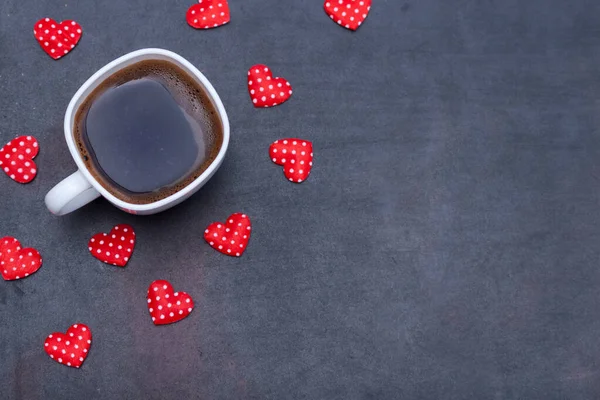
63, 48, 230, 212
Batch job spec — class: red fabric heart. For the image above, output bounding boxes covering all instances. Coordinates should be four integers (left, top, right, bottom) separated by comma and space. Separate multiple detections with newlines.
187, 0, 230, 29
147, 280, 194, 325
44, 324, 91, 368
204, 213, 251, 257
0, 237, 43, 281
88, 224, 135, 267
0, 136, 39, 184
248, 65, 292, 108
33, 18, 82, 60
269, 139, 314, 183
324, 0, 372, 30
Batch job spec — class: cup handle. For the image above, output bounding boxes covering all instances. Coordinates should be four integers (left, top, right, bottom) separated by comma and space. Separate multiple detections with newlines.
45, 170, 101, 215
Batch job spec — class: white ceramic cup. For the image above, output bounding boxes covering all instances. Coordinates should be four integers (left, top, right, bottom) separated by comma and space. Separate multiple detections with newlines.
45, 48, 230, 216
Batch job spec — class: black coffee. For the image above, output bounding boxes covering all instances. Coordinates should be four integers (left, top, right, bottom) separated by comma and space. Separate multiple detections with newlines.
74, 60, 223, 204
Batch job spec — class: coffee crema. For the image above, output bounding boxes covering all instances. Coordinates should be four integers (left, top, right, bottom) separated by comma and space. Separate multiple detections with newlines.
74, 59, 223, 204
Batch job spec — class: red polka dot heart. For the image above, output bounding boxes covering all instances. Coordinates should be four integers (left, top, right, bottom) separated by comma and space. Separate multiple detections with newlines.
187, 0, 230, 29
0, 236, 43, 281
324, 0, 372, 31
147, 280, 194, 325
0, 136, 39, 184
270, 139, 313, 183
88, 224, 136, 267
248, 65, 292, 108
204, 213, 251, 257
44, 324, 92, 368
33, 18, 82, 60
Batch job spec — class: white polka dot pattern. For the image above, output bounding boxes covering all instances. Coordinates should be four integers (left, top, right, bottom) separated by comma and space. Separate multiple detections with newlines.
0, 236, 43, 281
147, 280, 194, 325
323, 0, 372, 31
204, 213, 251, 257
247, 64, 292, 108
33, 18, 82, 60
269, 139, 314, 183
44, 323, 91, 368
187, 0, 231, 29
88, 224, 135, 267
0, 135, 39, 184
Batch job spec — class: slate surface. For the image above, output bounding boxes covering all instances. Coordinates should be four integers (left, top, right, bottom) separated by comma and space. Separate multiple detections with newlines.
2, 0, 600, 399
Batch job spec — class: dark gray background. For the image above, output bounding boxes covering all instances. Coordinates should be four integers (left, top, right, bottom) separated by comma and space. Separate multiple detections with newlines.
1, 0, 600, 399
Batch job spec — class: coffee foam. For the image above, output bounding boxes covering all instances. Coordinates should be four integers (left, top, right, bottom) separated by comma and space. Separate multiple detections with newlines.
73, 59, 224, 205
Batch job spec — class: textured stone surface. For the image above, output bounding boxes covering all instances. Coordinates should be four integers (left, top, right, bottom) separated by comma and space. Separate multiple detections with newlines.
1, 0, 600, 398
